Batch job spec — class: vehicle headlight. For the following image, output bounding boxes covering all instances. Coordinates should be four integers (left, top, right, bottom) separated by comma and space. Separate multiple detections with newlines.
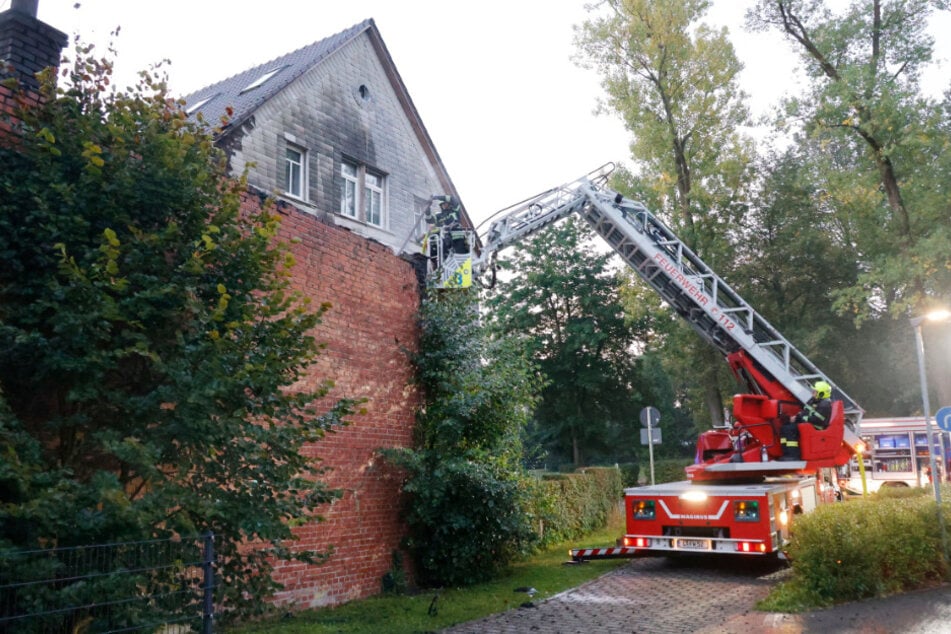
680, 490, 708, 502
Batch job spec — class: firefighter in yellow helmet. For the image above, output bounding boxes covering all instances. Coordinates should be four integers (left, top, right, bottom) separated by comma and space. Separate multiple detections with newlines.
779, 380, 833, 460
794, 381, 834, 430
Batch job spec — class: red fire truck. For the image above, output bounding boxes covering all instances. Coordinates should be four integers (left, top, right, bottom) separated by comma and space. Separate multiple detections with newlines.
424, 164, 864, 560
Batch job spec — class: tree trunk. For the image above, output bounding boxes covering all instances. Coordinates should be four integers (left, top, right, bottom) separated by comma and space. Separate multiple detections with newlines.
702, 347, 725, 427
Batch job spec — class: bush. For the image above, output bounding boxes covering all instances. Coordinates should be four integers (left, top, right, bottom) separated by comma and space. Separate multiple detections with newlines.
0, 40, 358, 622
873, 484, 928, 500
760, 490, 951, 611
618, 462, 640, 487
394, 456, 537, 587
385, 291, 541, 588
527, 467, 623, 547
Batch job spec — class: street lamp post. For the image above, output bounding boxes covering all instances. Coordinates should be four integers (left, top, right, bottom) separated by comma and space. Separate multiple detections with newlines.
911, 308, 951, 502
911, 308, 950, 566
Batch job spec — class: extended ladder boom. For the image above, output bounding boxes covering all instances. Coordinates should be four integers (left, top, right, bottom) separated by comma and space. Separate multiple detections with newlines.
470, 166, 863, 436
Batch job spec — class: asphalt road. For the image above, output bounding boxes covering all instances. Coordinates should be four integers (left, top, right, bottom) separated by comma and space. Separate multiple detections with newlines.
442, 556, 951, 634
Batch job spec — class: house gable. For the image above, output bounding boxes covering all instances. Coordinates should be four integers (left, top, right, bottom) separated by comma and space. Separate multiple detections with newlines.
183, 19, 468, 255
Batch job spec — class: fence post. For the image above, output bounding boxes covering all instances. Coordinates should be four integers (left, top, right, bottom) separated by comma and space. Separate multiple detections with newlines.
202, 531, 215, 634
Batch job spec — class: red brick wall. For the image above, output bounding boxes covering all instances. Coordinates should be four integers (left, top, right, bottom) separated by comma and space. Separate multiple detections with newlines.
0, 82, 44, 147
244, 193, 421, 609
0, 85, 17, 144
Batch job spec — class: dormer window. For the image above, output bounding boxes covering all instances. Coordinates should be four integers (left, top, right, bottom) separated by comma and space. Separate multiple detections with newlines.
240, 67, 285, 94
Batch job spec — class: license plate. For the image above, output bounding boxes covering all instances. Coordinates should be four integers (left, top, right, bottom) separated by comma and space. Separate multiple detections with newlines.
676, 538, 711, 550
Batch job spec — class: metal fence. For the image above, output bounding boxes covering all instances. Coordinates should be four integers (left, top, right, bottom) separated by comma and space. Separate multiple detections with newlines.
0, 532, 216, 633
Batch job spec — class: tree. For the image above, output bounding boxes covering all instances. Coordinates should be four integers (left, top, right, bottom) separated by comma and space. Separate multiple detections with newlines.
748, 0, 951, 405
617, 274, 701, 457
484, 217, 644, 468
576, 0, 755, 426
729, 146, 921, 415
0, 44, 356, 621
384, 290, 540, 587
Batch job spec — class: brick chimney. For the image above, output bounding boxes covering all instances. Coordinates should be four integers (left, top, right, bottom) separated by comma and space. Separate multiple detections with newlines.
1, 0, 68, 92
0, 0, 67, 140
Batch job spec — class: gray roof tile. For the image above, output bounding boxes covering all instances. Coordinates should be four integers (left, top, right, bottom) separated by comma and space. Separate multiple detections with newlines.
181, 18, 374, 130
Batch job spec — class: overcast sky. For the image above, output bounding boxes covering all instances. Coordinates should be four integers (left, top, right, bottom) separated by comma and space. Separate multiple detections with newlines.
14, 0, 951, 227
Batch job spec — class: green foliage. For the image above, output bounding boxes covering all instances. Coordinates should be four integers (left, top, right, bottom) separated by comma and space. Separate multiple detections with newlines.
384, 290, 541, 587
577, 0, 752, 234
617, 462, 640, 487
748, 0, 951, 320
649, 458, 694, 484
381, 550, 407, 595
760, 492, 951, 611
527, 467, 624, 547
0, 43, 356, 621
485, 217, 646, 467
726, 146, 926, 416
577, 0, 755, 428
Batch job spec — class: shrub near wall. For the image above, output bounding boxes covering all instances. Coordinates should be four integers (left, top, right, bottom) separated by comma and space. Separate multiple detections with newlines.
529, 467, 624, 548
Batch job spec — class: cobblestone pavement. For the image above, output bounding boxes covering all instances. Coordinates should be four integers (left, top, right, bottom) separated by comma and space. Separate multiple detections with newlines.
441, 556, 951, 634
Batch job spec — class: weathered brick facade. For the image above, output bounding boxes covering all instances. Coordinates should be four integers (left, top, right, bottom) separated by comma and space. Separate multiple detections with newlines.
250, 192, 422, 608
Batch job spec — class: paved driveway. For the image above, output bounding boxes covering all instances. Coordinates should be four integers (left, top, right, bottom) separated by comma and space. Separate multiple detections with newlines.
442, 556, 951, 634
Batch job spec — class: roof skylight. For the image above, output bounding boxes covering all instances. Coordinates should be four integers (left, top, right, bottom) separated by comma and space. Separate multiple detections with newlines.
185, 95, 217, 115
240, 67, 286, 93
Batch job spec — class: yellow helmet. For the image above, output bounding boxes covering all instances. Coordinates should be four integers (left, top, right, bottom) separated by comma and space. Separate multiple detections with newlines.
812, 381, 832, 399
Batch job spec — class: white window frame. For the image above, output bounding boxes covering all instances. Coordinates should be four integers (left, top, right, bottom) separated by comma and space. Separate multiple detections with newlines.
285, 145, 306, 200
364, 172, 383, 226
340, 160, 386, 227
341, 162, 359, 219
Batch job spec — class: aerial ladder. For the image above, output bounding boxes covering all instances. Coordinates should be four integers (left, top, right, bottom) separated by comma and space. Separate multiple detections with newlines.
424, 164, 863, 482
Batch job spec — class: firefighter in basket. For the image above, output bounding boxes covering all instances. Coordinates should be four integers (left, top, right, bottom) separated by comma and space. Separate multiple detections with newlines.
779, 381, 833, 460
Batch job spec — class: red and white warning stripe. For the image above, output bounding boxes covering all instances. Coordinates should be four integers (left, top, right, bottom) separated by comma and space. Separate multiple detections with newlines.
569, 546, 639, 560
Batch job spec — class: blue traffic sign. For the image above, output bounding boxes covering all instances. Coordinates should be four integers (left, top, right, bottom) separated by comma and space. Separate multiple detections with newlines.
936, 407, 951, 432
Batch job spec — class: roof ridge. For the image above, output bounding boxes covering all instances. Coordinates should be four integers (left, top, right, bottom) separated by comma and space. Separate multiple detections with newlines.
180, 18, 374, 101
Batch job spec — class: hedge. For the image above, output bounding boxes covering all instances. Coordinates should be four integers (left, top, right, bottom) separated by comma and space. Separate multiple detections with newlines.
526, 467, 624, 548
644, 458, 693, 484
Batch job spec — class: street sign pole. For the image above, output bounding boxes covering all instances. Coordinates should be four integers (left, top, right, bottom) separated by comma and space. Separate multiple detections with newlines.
648, 414, 655, 486
640, 406, 661, 487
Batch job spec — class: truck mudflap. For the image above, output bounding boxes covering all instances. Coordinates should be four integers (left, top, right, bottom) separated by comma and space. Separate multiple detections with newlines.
567, 546, 641, 563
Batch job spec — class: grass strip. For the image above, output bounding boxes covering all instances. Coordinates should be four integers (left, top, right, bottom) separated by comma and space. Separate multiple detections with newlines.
230, 516, 629, 633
